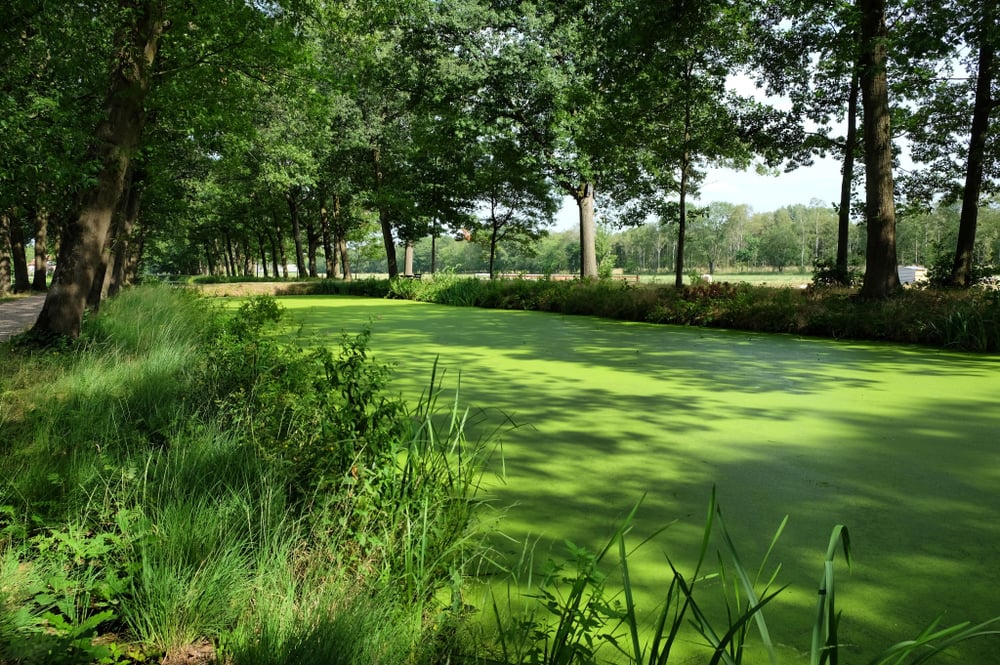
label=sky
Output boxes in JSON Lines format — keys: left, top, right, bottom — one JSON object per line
{"left": 552, "top": 72, "right": 851, "bottom": 231}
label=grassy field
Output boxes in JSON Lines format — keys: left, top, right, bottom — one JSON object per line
{"left": 280, "top": 295, "right": 1000, "bottom": 663}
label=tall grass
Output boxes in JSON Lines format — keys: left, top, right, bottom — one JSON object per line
{"left": 0, "top": 284, "right": 491, "bottom": 664}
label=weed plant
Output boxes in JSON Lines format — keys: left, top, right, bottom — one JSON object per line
{"left": 0, "top": 284, "right": 490, "bottom": 664}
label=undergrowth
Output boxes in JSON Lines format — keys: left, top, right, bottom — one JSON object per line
{"left": 0, "top": 284, "right": 490, "bottom": 664}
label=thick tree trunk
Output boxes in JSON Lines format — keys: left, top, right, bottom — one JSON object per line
{"left": 857, "top": 0, "right": 900, "bottom": 299}
{"left": 255, "top": 233, "right": 268, "bottom": 277}
{"left": 403, "top": 240, "right": 415, "bottom": 276}
{"left": 123, "top": 228, "right": 144, "bottom": 286}
{"left": 950, "top": 7, "right": 995, "bottom": 287}
{"left": 489, "top": 223, "right": 499, "bottom": 279}
{"left": 574, "top": 183, "right": 598, "bottom": 279}
{"left": 32, "top": 0, "right": 164, "bottom": 338}
{"left": 9, "top": 219, "right": 31, "bottom": 293}
{"left": 90, "top": 165, "right": 141, "bottom": 307}
{"left": 32, "top": 208, "right": 48, "bottom": 291}
{"left": 105, "top": 169, "right": 142, "bottom": 298}
{"left": 837, "top": 61, "right": 860, "bottom": 284}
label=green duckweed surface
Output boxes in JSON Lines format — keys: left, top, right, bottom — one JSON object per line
{"left": 281, "top": 296, "right": 1000, "bottom": 663}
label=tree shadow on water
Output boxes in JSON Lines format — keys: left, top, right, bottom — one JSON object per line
{"left": 286, "top": 297, "right": 1000, "bottom": 662}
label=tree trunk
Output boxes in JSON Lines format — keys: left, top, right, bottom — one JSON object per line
{"left": 106, "top": 168, "right": 143, "bottom": 298}
{"left": 574, "top": 183, "right": 598, "bottom": 278}
{"left": 674, "top": 162, "right": 689, "bottom": 288}
{"left": 256, "top": 233, "right": 268, "bottom": 277}
{"left": 403, "top": 239, "right": 415, "bottom": 276}
{"left": 123, "top": 227, "right": 145, "bottom": 286}
{"left": 372, "top": 147, "right": 399, "bottom": 279}
{"left": 269, "top": 228, "right": 280, "bottom": 278}
{"left": 489, "top": 221, "right": 499, "bottom": 279}
{"left": 950, "top": 4, "right": 995, "bottom": 287}
{"left": 0, "top": 213, "right": 10, "bottom": 297}
{"left": 338, "top": 237, "right": 351, "bottom": 281}
{"left": 90, "top": 164, "right": 141, "bottom": 307}
{"left": 837, "top": 60, "right": 861, "bottom": 284}
{"left": 431, "top": 223, "right": 438, "bottom": 274}
{"left": 9, "top": 218, "right": 31, "bottom": 293}
{"left": 857, "top": 0, "right": 900, "bottom": 299}
{"left": 321, "top": 199, "right": 336, "bottom": 278}
{"left": 32, "top": 208, "right": 49, "bottom": 291}
{"left": 306, "top": 219, "right": 319, "bottom": 278}
{"left": 285, "top": 189, "right": 308, "bottom": 278}
{"left": 32, "top": 0, "right": 164, "bottom": 338}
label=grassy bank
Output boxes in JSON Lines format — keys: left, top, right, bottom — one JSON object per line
{"left": 0, "top": 286, "right": 488, "bottom": 664}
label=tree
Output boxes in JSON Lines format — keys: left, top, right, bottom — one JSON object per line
{"left": 857, "top": 0, "right": 900, "bottom": 298}
{"left": 32, "top": 1, "right": 166, "bottom": 338}
{"left": 466, "top": 117, "right": 557, "bottom": 278}
{"left": 897, "top": 0, "right": 999, "bottom": 286}
{"left": 600, "top": 0, "right": 769, "bottom": 287}
{"left": 752, "top": 0, "right": 865, "bottom": 285}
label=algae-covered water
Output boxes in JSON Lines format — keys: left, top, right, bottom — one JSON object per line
{"left": 282, "top": 296, "right": 1000, "bottom": 663}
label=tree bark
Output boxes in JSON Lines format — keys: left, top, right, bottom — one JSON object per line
{"left": 105, "top": 168, "right": 143, "bottom": 298}
{"left": 338, "top": 237, "right": 351, "bottom": 281}
{"left": 32, "top": 0, "right": 164, "bottom": 338}
{"left": 837, "top": 61, "right": 860, "bottom": 284}
{"left": 9, "top": 218, "right": 31, "bottom": 293}
{"left": 574, "top": 183, "right": 598, "bottom": 279}
{"left": 0, "top": 214, "right": 10, "bottom": 297}
{"left": 857, "top": 0, "right": 900, "bottom": 299}
{"left": 257, "top": 233, "right": 269, "bottom": 277}
{"left": 950, "top": 3, "right": 996, "bottom": 288}
{"left": 31, "top": 208, "right": 48, "bottom": 291}
{"left": 403, "top": 239, "right": 415, "bottom": 276}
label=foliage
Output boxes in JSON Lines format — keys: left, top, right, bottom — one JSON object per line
{"left": 924, "top": 241, "right": 996, "bottom": 288}
{"left": 811, "top": 258, "right": 863, "bottom": 288}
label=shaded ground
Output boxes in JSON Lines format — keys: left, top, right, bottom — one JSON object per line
{"left": 0, "top": 294, "right": 45, "bottom": 343}
{"left": 282, "top": 296, "right": 1000, "bottom": 664}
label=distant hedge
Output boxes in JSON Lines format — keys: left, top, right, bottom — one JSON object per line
{"left": 288, "top": 276, "right": 1000, "bottom": 352}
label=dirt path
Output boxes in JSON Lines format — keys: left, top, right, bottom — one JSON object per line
{"left": 0, "top": 294, "right": 45, "bottom": 343}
